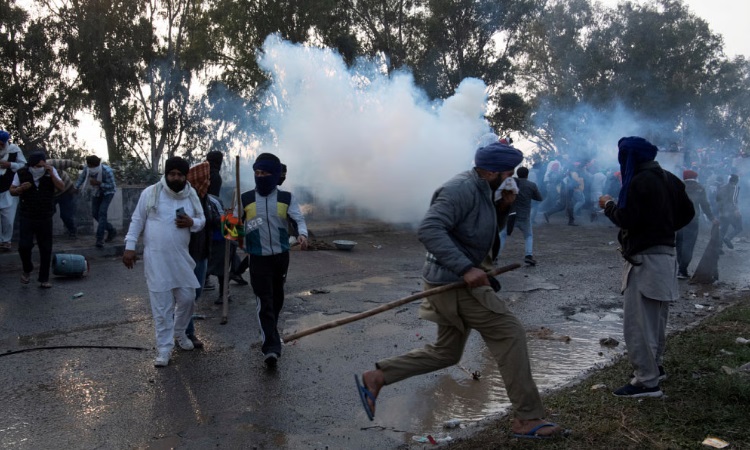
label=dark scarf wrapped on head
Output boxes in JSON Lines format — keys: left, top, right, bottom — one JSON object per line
{"left": 165, "top": 156, "right": 190, "bottom": 176}
{"left": 617, "top": 136, "right": 658, "bottom": 209}
{"left": 253, "top": 153, "right": 282, "bottom": 196}
{"left": 27, "top": 150, "right": 47, "bottom": 167}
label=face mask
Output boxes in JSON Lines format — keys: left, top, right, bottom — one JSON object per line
{"left": 30, "top": 166, "right": 46, "bottom": 178}
{"left": 167, "top": 179, "right": 186, "bottom": 192}
{"left": 255, "top": 175, "right": 278, "bottom": 196}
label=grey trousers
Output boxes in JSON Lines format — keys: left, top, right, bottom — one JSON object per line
{"left": 376, "top": 284, "right": 546, "bottom": 419}
{"left": 622, "top": 247, "right": 677, "bottom": 388}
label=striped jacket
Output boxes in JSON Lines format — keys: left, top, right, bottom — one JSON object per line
{"left": 240, "top": 188, "right": 307, "bottom": 256}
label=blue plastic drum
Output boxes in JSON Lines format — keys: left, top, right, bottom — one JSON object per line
{"left": 52, "top": 253, "right": 89, "bottom": 277}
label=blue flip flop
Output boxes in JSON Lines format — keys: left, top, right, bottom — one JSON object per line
{"left": 512, "top": 422, "right": 559, "bottom": 439}
{"left": 354, "top": 374, "right": 376, "bottom": 421}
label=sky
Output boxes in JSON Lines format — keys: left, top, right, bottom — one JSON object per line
{"left": 596, "top": 0, "right": 750, "bottom": 58}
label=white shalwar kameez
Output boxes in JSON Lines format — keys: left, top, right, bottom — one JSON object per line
{"left": 124, "top": 182, "right": 205, "bottom": 354}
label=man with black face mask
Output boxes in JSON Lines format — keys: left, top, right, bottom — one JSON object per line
{"left": 123, "top": 156, "right": 206, "bottom": 368}
{"left": 240, "top": 153, "right": 309, "bottom": 369}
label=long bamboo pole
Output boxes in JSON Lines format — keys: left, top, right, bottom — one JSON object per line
{"left": 281, "top": 263, "right": 521, "bottom": 342}
{"left": 220, "top": 155, "right": 241, "bottom": 324}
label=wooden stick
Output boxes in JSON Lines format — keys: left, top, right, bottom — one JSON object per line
{"left": 221, "top": 156, "right": 241, "bottom": 324}
{"left": 281, "top": 263, "right": 521, "bottom": 342}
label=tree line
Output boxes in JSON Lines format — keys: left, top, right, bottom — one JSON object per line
{"left": 1, "top": 0, "right": 748, "bottom": 175}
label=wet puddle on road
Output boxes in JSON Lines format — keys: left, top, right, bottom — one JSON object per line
{"left": 393, "top": 315, "right": 625, "bottom": 443}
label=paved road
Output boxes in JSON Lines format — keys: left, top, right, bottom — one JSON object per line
{"left": 1, "top": 218, "right": 748, "bottom": 449}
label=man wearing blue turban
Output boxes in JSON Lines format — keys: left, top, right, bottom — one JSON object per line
{"left": 599, "top": 137, "right": 695, "bottom": 398}
{"left": 356, "top": 141, "right": 568, "bottom": 439}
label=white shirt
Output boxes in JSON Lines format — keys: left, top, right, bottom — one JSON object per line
{"left": 125, "top": 184, "right": 206, "bottom": 292}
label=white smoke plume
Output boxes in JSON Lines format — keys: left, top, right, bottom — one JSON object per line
{"left": 249, "top": 34, "right": 493, "bottom": 224}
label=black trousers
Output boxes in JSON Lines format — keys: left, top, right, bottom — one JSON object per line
{"left": 18, "top": 216, "right": 53, "bottom": 282}
{"left": 249, "top": 252, "right": 290, "bottom": 356}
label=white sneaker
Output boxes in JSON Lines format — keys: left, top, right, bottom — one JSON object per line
{"left": 176, "top": 334, "right": 194, "bottom": 350}
{"left": 154, "top": 352, "right": 170, "bottom": 367}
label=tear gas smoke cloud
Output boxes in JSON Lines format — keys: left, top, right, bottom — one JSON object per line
{"left": 245, "top": 34, "right": 493, "bottom": 224}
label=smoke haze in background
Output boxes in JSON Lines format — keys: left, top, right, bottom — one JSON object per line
{"left": 248, "top": 34, "right": 493, "bottom": 224}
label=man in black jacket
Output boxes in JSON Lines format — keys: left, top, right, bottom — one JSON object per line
{"left": 9, "top": 150, "right": 65, "bottom": 287}
{"left": 600, "top": 137, "right": 694, "bottom": 398}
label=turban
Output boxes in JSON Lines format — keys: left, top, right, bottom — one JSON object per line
{"left": 165, "top": 156, "right": 189, "bottom": 176}
{"left": 187, "top": 162, "right": 210, "bottom": 198}
{"left": 253, "top": 153, "right": 282, "bottom": 196}
{"left": 0, "top": 130, "right": 9, "bottom": 144}
{"left": 27, "top": 150, "right": 47, "bottom": 167}
{"left": 206, "top": 151, "right": 223, "bottom": 167}
{"left": 474, "top": 142, "right": 523, "bottom": 173}
{"left": 683, "top": 170, "right": 698, "bottom": 180}
{"left": 617, "top": 137, "right": 658, "bottom": 208}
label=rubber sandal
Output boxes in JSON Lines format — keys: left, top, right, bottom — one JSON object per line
{"left": 20, "top": 273, "right": 30, "bottom": 284}
{"left": 39, "top": 282, "right": 52, "bottom": 289}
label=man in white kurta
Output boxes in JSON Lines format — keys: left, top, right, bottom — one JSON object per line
{"left": 123, "top": 157, "right": 205, "bottom": 367}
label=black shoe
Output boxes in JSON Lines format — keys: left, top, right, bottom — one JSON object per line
{"left": 188, "top": 335, "right": 204, "bottom": 349}
{"left": 613, "top": 383, "right": 663, "bottom": 398}
{"left": 230, "top": 273, "right": 248, "bottom": 285}
{"left": 677, "top": 272, "right": 689, "bottom": 280}
{"left": 264, "top": 352, "right": 279, "bottom": 368}
{"left": 723, "top": 238, "right": 734, "bottom": 249}
{"left": 105, "top": 228, "right": 117, "bottom": 243}
{"left": 95, "top": 240, "right": 104, "bottom": 248}
{"left": 524, "top": 255, "right": 537, "bottom": 266}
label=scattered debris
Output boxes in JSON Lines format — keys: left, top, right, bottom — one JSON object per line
{"left": 702, "top": 436, "right": 730, "bottom": 448}
{"left": 71, "top": 292, "right": 84, "bottom": 299}
{"left": 412, "top": 434, "right": 452, "bottom": 444}
{"left": 590, "top": 383, "right": 608, "bottom": 391}
{"left": 695, "top": 304, "right": 706, "bottom": 309}
{"left": 736, "top": 337, "right": 749, "bottom": 345}
{"left": 309, "top": 289, "right": 330, "bottom": 294}
{"left": 528, "top": 326, "right": 571, "bottom": 342}
{"left": 719, "top": 349, "right": 734, "bottom": 356}
{"left": 443, "top": 419, "right": 462, "bottom": 429}
{"left": 599, "top": 337, "right": 620, "bottom": 347}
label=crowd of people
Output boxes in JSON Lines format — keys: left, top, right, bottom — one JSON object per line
{"left": 4, "top": 124, "right": 747, "bottom": 439}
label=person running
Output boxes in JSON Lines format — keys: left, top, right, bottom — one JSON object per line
{"left": 240, "top": 153, "right": 309, "bottom": 368}
{"left": 355, "top": 142, "right": 567, "bottom": 439}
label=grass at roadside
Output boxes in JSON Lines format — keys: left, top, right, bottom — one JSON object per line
{"left": 448, "top": 301, "right": 750, "bottom": 449}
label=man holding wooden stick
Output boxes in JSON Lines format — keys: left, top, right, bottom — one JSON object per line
{"left": 355, "top": 141, "right": 567, "bottom": 439}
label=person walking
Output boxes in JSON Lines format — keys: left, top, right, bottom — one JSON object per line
{"left": 184, "top": 161, "right": 216, "bottom": 349}
{"left": 241, "top": 153, "right": 309, "bottom": 368}
{"left": 9, "top": 150, "right": 65, "bottom": 287}
{"left": 499, "top": 166, "right": 543, "bottom": 265}
{"left": 75, "top": 155, "right": 117, "bottom": 248}
{"left": 716, "top": 174, "right": 742, "bottom": 249}
{"left": 122, "top": 156, "right": 206, "bottom": 367}
{"left": 600, "top": 137, "right": 694, "bottom": 398}
{"left": 0, "top": 130, "right": 27, "bottom": 251}
{"left": 355, "top": 142, "right": 567, "bottom": 439}
{"left": 676, "top": 170, "right": 718, "bottom": 279}
{"left": 48, "top": 158, "right": 84, "bottom": 239}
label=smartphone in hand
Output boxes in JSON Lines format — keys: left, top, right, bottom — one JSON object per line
{"left": 176, "top": 207, "right": 187, "bottom": 218}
